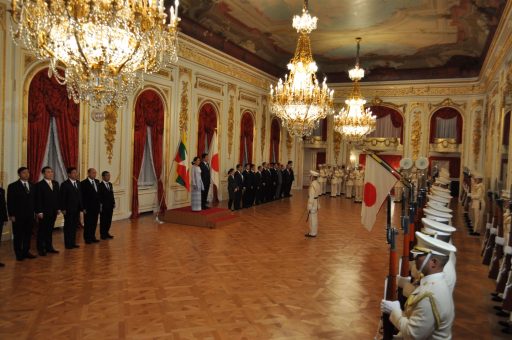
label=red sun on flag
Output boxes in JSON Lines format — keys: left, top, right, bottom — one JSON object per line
{"left": 211, "top": 153, "right": 219, "bottom": 172}
{"left": 363, "top": 182, "right": 377, "bottom": 207}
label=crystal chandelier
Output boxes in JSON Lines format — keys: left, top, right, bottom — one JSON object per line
{"left": 10, "top": 0, "right": 180, "bottom": 109}
{"left": 334, "top": 38, "right": 376, "bottom": 142}
{"left": 269, "top": 0, "right": 334, "bottom": 138}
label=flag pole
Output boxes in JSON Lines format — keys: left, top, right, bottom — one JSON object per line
{"left": 155, "top": 133, "right": 184, "bottom": 224}
{"left": 366, "top": 152, "right": 411, "bottom": 190}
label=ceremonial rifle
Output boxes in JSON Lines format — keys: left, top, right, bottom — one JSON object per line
{"left": 464, "top": 173, "right": 472, "bottom": 229}
{"left": 408, "top": 186, "right": 417, "bottom": 253}
{"left": 489, "top": 198, "right": 505, "bottom": 279}
{"left": 382, "top": 194, "right": 399, "bottom": 340}
{"left": 482, "top": 186, "right": 495, "bottom": 257}
{"left": 496, "top": 196, "right": 512, "bottom": 294}
{"left": 483, "top": 192, "right": 500, "bottom": 265}
{"left": 398, "top": 188, "right": 410, "bottom": 305}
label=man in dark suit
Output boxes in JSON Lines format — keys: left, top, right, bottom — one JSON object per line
{"left": 227, "top": 168, "right": 236, "bottom": 211}
{"left": 7, "top": 167, "right": 36, "bottom": 261}
{"left": 0, "top": 185, "right": 8, "bottom": 266}
{"left": 199, "top": 153, "right": 211, "bottom": 209}
{"left": 254, "top": 165, "right": 263, "bottom": 205}
{"left": 81, "top": 168, "right": 101, "bottom": 243}
{"left": 269, "top": 163, "right": 278, "bottom": 201}
{"left": 242, "top": 164, "right": 251, "bottom": 208}
{"left": 60, "top": 167, "right": 83, "bottom": 249}
{"left": 285, "top": 161, "right": 295, "bottom": 197}
{"left": 282, "top": 164, "right": 290, "bottom": 198}
{"left": 261, "top": 162, "right": 269, "bottom": 203}
{"left": 249, "top": 164, "right": 258, "bottom": 206}
{"left": 98, "top": 171, "right": 115, "bottom": 240}
{"left": 35, "top": 166, "right": 60, "bottom": 256}
{"left": 234, "top": 164, "right": 244, "bottom": 210}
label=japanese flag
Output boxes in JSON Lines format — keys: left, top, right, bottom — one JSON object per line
{"left": 361, "top": 155, "right": 398, "bottom": 231}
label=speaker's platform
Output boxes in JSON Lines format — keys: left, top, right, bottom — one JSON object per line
{"left": 161, "top": 206, "right": 238, "bottom": 228}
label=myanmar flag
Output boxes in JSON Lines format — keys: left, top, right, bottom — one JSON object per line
{"left": 175, "top": 134, "right": 190, "bottom": 191}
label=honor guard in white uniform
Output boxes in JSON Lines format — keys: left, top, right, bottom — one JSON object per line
{"left": 306, "top": 170, "right": 321, "bottom": 238}
{"left": 354, "top": 165, "right": 364, "bottom": 203}
{"left": 318, "top": 165, "right": 327, "bottom": 195}
{"left": 330, "top": 166, "right": 339, "bottom": 197}
{"left": 469, "top": 172, "right": 485, "bottom": 236}
{"left": 336, "top": 166, "right": 344, "bottom": 196}
{"left": 346, "top": 168, "right": 355, "bottom": 199}
{"left": 382, "top": 232, "right": 456, "bottom": 340}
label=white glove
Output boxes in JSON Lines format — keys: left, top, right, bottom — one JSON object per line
{"left": 397, "top": 276, "right": 412, "bottom": 289}
{"left": 491, "top": 228, "right": 497, "bottom": 235}
{"left": 496, "top": 236, "right": 505, "bottom": 246}
{"left": 505, "top": 246, "right": 512, "bottom": 255}
{"left": 381, "top": 300, "right": 401, "bottom": 314}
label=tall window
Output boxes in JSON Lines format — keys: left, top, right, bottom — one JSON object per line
{"left": 239, "top": 111, "right": 254, "bottom": 165}
{"left": 138, "top": 127, "right": 158, "bottom": 187}
{"left": 270, "top": 118, "right": 281, "bottom": 163}
{"left": 197, "top": 102, "right": 218, "bottom": 157}
{"left": 429, "top": 108, "right": 463, "bottom": 143}
{"left": 367, "top": 106, "right": 403, "bottom": 142}
{"left": 27, "top": 68, "right": 80, "bottom": 183}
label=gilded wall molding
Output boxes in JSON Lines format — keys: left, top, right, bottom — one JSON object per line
{"left": 239, "top": 89, "right": 259, "bottom": 106}
{"left": 370, "top": 97, "right": 407, "bottom": 114}
{"left": 227, "top": 95, "right": 235, "bottom": 157}
{"left": 179, "top": 81, "right": 189, "bottom": 133}
{"left": 473, "top": 111, "right": 482, "bottom": 169}
{"left": 428, "top": 98, "right": 466, "bottom": 112}
{"left": 261, "top": 105, "right": 267, "bottom": 157}
{"left": 0, "top": 3, "right": 6, "bottom": 30}
{"left": 195, "top": 74, "right": 224, "bottom": 95}
{"left": 411, "top": 110, "right": 422, "bottom": 160}
{"left": 333, "top": 132, "right": 342, "bottom": 163}
{"left": 178, "top": 37, "right": 270, "bottom": 90}
{"left": 286, "top": 131, "right": 293, "bottom": 159}
{"left": 103, "top": 104, "right": 117, "bottom": 163}
{"left": 179, "top": 66, "right": 192, "bottom": 80}
{"left": 334, "top": 84, "right": 485, "bottom": 99}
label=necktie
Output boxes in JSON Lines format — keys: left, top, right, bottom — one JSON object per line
{"left": 48, "top": 180, "right": 53, "bottom": 190}
{"left": 23, "top": 182, "right": 29, "bottom": 193}
{"left": 73, "top": 181, "right": 77, "bottom": 190}
{"left": 92, "top": 180, "right": 97, "bottom": 192}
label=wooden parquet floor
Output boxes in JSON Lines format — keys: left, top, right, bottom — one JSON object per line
{"left": 0, "top": 191, "right": 508, "bottom": 339}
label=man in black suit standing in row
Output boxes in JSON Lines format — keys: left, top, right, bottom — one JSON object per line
{"left": 81, "top": 168, "right": 101, "bottom": 243}
{"left": 35, "top": 166, "right": 60, "bottom": 256}
{"left": 98, "top": 171, "right": 115, "bottom": 240}
{"left": 199, "top": 153, "right": 211, "bottom": 209}
{"left": 234, "top": 164, "right": 244, "bottom": 210}
{"left": 0, "top": 184, "right": 8, "bottom": 266}
{"left": 60, "top": 167, "right": 82, "bottom": 249}
{"left": 7, "top": 167, "right": 36, "bottom": 261}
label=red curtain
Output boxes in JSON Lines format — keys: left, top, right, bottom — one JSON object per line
{"left": 503, "top": 112, "right": 510, "bottom": 146}
{"left": 359, "top": 154, "right": 402, "bottom": 170}
{"left": 428, "top": 156, "right": 461, "bottom": 177}
{"left": 270, "top": 118, "right": 281, "bottom": 162}
{"left": 239, "top": 111, "right": 254, "bottom": 164}
{"left": 27, "top": 69, "right": 79, "bottom": 183}
{"left": 429, "top": 108, "right": 463, "bottom": 143}
{"left": 131, "top": 89, "right": 166, "bottom": 218}
{"left": 370, "top": 106, "right": 404, "bottom": 143}
{"left": 197, "top": 103, "right": 218, "bottom": 157}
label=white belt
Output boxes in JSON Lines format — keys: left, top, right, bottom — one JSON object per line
{"left": 496, "top": 236, "right": 505, "bottom": 246}
{"left": 491, "top": 228, "right": 497, "bottom": 235}
{"left": 505, "top": 246, "right": 512, "bottom": 255}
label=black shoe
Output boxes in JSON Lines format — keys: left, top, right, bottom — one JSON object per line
{"left": 47, "top": 249, "right": 59, "bottom": 254}
{"left": 85, "top": 241, "right": 93, "bottom": 244}
{"left": 25, "top": 253, "right": 37, "bottom": 259}
{"left": 494, "top": 306, "right": 504, "bottom": 311}
{"left": 492, "top": 296, "right": 504, "bottom": 302}
{"left": 38, "top": 251, "right": 47, "bottom": 256}
{"left": 73, "top": 245, "right": 80, "bottom": 248}
{"left": 304, "top": 234, "right": 317, "bottom": 238}
{"left": 492, "top": 292, "right": 500, "bottom": 297}
{"left": 65, "top": 246, "right": 74, "bottom": 249}
{"left": 101, "top": 236, "right": 108, "bottom": 240}
{"left": 502, "top": 327, "right": 512, "bottom": 334}
{"left": 499, "top": 320, "right": 511, "bottom": 327}
{"left": 469, "top": 232, "right": 480, "bottom": 236}
{"left": 16, "top": 257, "right": 24, "bottom": 261}
{"left": 107, "top": 234, "right": 114, "bottom": 239}
{"left": 496, "top": 310, "right": 510, "bottom": 317}
{"left": 92, "top": 239, "right": 100, "bottom": 243}
{"left": 0, "top": 262, "right": 5, "bottom": 267}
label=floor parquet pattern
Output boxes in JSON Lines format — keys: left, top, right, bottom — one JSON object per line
{"left": 0, "top": 191, "right": 507, "bottom": 339}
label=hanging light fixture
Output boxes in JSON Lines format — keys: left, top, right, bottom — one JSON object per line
{"left": 334, "top": 37, "right": 376, "bottom": 141}
{"left": 10, "top": 0, "right": 180, "bottom": 109}
{"left": 270, "top": 0, "right": 334, "bottom": 138}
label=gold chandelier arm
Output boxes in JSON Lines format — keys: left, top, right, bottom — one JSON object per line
{"left": 303, "top": 0, "right": 309, "bottom": 11}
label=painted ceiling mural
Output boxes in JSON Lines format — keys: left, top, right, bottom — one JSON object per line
{"left": 174, "top": 0, "right": 506, "bottom": 81}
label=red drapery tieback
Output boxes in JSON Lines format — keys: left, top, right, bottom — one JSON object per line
{"left": 197, "top": 103, "right": 218, "bottom": 157}
{"left": 131, "top": 89, "right": 166, "bottom": 219}
{"left": 28, "top": 68, "right": 79, "bottom": 183}
{"left": 239, "top": 111, "right": 254, "bottom": 164}
{"left": 429, "top": 108, "right": 463, "bottom": 143}
{"left": 270, "top": 118, "right": 281, "bottom": 163}
{"left": 369, "top": 106, "right": 404, "bottom": 143}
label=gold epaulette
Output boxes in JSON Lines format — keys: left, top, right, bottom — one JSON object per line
{"left": 405, "top": 292, "right": 441, "bottom": 330}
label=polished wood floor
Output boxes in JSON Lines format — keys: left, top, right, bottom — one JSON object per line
{"left": 0, "top": 191, "right": 508, "bottom": 339}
